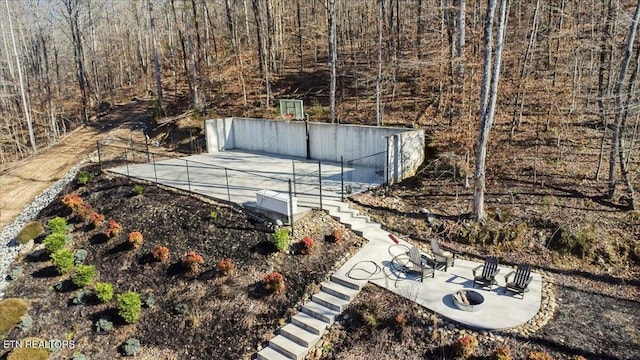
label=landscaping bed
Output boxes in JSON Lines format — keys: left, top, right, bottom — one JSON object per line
{"left": 1, "top": 166, "right": 363, "bottom": 359}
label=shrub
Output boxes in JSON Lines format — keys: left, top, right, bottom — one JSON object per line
{"left": 73, "top": 249, "right": 88, "bottom": 264}
{"left": 117, "top": 291, "right": 142, "bottom": 324}
{"left": 17, "top": 315, "right": 32, "bottom": 330}
{"left": 76, "top": 170, "right": 92, "bottom": 185}
{"left": 44, "top": 233, "right": 67, "bottom": 254}
{"left": 133, "top": 184, "right": 145, "bottom": 195}
{"left": 72, "top": 265, "right": 96, "bottom": 288}
{"left": 17, "top": 221, "right": 44, "bottom": 244}
{"left": 453, "top": 334, "right": 479, "bottom": 359}
{"left": 76, "top": 204, "right": 93, "bottom": 222}
{"left": 95, "top": 282, "right": 114, "bottom": 303}
{"left": 264, "top": 271, "right": 285, "bottom": 294}
{"left": 210, "top": 210, "right": 218, "bottom": 219}
{"left": 272, "top": 228, "right": 289, "bottom": 252}
{"left": 331, "top": 229, "right": 343, "bottom": 242}
{"left": 104, "top": 220, "right": 123, "bottom": 238}
{"left": 72, "top": 352, "right": 87, "bottom": 360}
{"left": 363, "top": 312, "right": 378, "bottom": 328}
{"left": 152, "top": 245, "right": 170, "bottom": 262}
{"left": 121, "top": 338, "right": 141, "bottom": 356}
{"left": 95, "top": 318, "right": 113, "bottom": 333}
{"left": 87, "top": 212, "right": 105, "bottom": 227}
{"left": 62, "top": 192, "right": 83, "bottom": 211}
{"left": 51, "top": 248, "right": 74, "bottom": 274}
{"left": 72, "top": 289, "right": 91, "bottom": 305}
{"left": 182, "top": 251, "right": 204, "bottom": 273}
{"left": 7, "top": 337, "right": 49, "bottom": 360}
{"left": 217, "top": 258, "right": 234, "bottom": 275}
{"left": 127, "top": 231, "right": 143, "bottom": 249}
{"left": 493, "top": 346, "right": 513, "bottom": 360}
{"left": 47, "top": 217, "right": 68, "bottom": 234}
{"left": 297, "top": 236, "right": 315, "bottom": 255}
{"left": 0, "top": 298, "right": 28, "bottom": 334}
{"left": 394, "top": 313, "right": 407, "bottom": 329}
{"left": 8, "top": 266, "right": 22, "bottom": 280}
{"left": 527, "top": 351, "right": 553, "bottom": 360}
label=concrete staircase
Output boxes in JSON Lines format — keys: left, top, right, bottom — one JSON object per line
{"left": 256, "top": 201, "right": 375, "bottom": 360}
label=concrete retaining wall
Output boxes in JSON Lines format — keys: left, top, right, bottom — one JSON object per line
{"left": 204, "top": 117, "right": 424, "bottom": 184}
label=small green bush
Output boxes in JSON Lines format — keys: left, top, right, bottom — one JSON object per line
{"left": 210, "top": 210, "right": 218, "bottom": 219}
{"left": 72, "top": 265, "right": 96, "bottom": 288}
{"left": 133, "top": 184, "right": 145, "bottom": 195}
{"left": 51, "top": 249, "right": 74, "bottom": 274}
{"left": 17, "top": 315, "right": 32, "bottom": 330}
{"left": 0, "top": 298, "right": 28, "bottom": 334}
{"left": 73, "top": 249, "right": 88, "bottom": 264}
{"left": 117, "top": 291, "right": 142, "bottom": 323}
{"left": 47, "top": 217, "right": 68, "bottom": 234}
{"left": 72, "top": 290, "right": 91, "bottom": 305}
{"left": 43, "top": 233, "right": 67, "bottom": 254}
{"left": 95, "top": 318, "right": 113, "bottom": 333}
{"left": 95, "top": 282, "right": 114, "bottom": 303}
{"left": 8, "top": 266, "right": 22, "bottom": 281}
{"left": 17, "top": 222, "right": 44, "bottom": 244}
{"left": 76, "top": 171, "right": 92, "bottom": 185}
{"left": 121, "top": 338, "right": 141, "bottom": 356}
{"left": 272, "top": 228, "right": 289, "bottom": 252}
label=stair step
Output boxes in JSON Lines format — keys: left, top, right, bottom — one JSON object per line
{"left": 291, "top": 312, "right": 328, "bottom": 335}
{"left": 257, "top": 346, "right": 292, "bottom": 360}
{"left": 312, "top": 291, "right": 351, "bottom": 312}
{"left": 269, "top": 335, "right": 308, "bottom": 360}
{"left": 280, "top": 324, "right": 321, "bottom": 347}
{"left": 330, "top": 273, "right": 366, "bottom": 291}
{"left": 322, "top": 281, "right": 360, "bottom": 301}
{"left": 301, "top": 301, "right": 340, "bottom": 324}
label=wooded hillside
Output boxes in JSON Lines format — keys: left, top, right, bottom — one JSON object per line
{"left": 1, "top": 0, "right": 638, "bottom": 209}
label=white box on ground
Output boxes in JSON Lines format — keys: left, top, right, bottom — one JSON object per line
{"left": 256, "top": 189, "right": 297, "bottom": 216}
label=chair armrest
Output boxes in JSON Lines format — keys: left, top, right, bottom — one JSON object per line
{"left": 524, "top": 277, "right": 533, "bottom": 286}
{"left": 504, "top": 271, "right": 515, "bottom": 284}
{"left": 440, "top": 246, "right": 458, "bottom": 258}
{"left": 472, "top": 264, "right": 482, "bottom": 276}
{"left": 489, "top": 267, "right": 500, "bottom": 278}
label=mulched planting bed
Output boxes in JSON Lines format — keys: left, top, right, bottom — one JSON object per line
{"left": 1, "top": 166, "right": 364, "bottom": 359}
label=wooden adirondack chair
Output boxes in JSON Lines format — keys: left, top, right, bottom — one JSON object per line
{"left": 472, "top": 257, "right": 500, "bottom": 290}
{"left": 504, "top": 264, "right": 533, "bottom": 299}
{"left": 430, "top": 238, "right": 456, "bottom": 271}
{"left": 407, "top": 247, "right": 435, "bottom": 282}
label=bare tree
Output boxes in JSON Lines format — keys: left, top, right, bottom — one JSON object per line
{"left": 5, "top": 0, "right": 35, "bottom": 152}
{"left": 608, "top": 0, "right": 640, "bottom": 209}
{"left": 148, "top": 0, "right": 163, "bottom": 115}
{"left": 327, "top": 0, "right": 337, "bottom": 123}
{"left": 473, "top": 0, "right": 507, "bottom": 222}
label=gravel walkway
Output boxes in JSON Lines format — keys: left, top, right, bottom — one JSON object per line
{"left": 0, "top": 162, "right": 83, "bottom": 299}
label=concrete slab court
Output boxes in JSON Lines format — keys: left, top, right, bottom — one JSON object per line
{"left": 108, "top": 150, "right": 383, "bottom": 213}
{"left": 204, "top": 117, "right": 425, "bottom": 186}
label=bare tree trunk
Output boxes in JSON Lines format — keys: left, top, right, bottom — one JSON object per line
{"left": 328, "top": 0, "right": 337, "bottom": 123}
{"left": 376, "top": 0, "right": 383, "bottom": 126}
{"left": 6, "top": 0, "right": 36, "bottom": 152}
{"left": 148, "top": 0, "right": 163, "bottom": 115}
{"left": 62, "top": 0, "right": 90, "bottom": 123}
{"left": 473, "top": 0, "right": 507, "bottom": 222}
{"left": 608, "top": 0, "right": 640, "bottom": 202}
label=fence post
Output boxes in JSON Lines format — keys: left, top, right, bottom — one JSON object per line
{"left": 225, "top": 168, "right": 231, "bottom": 201}
{"left": 145, "top": 137, "right": 150, "bottom": 162}
{"left": 385, "top": 136, "right": 390, "bottom": 188}
{"left": 125, "top": 151, "right": 130, "bottom": 177}
{"left": 288, "top": 179, "right": 294, "bottom": 235}
{"left": 318, "top": 160, "right": 323, "bottom": 210}
{"left": 96, "top": 141, "right": 102, "bottom": 169}
{"left": 152, "top": 153, "right": 158, "bottom": 183}
{"left": 341, "top": 156, "right": 345, "bottom": 201}
{"left": 185, "top": 160, "right": 191, "bottom": 192}
{"left": 292, "top": 160, "right": 297, "bottom": 196}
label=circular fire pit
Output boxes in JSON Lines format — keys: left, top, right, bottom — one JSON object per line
{"left": 453, "top": 290, "right": 485, "bottom": 312}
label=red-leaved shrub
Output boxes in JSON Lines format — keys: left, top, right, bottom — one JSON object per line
{"left": 182, "top": 251, "right": 204, "bottom": 273}
{"left": 264, "top": 271, "right": 285, "bottom": 294}
{"left": 152, "top": 245, "right": 170, "bottom": 262}
{"left": 104, "top": 220, "right": 123, "bottom": 238}
{"left": 127, "top": 231, "right": 143, "bottom": 249}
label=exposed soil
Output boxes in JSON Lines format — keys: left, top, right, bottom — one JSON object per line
{"left": 1, "top": 166, "right": 364, "bottom": 359}
{"left": 0, "top": 100, "right": 153, "bottom": 229}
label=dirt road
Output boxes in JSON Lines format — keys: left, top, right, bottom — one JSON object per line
{"left": 0, "top": 100, "right": 151, "bottom": 229}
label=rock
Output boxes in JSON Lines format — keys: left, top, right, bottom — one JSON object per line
{"left": 447, "top": 323, "right": 456, "bottom": 330}
{"left": 314, "top": 348, "right": 322, "bottom": 358}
